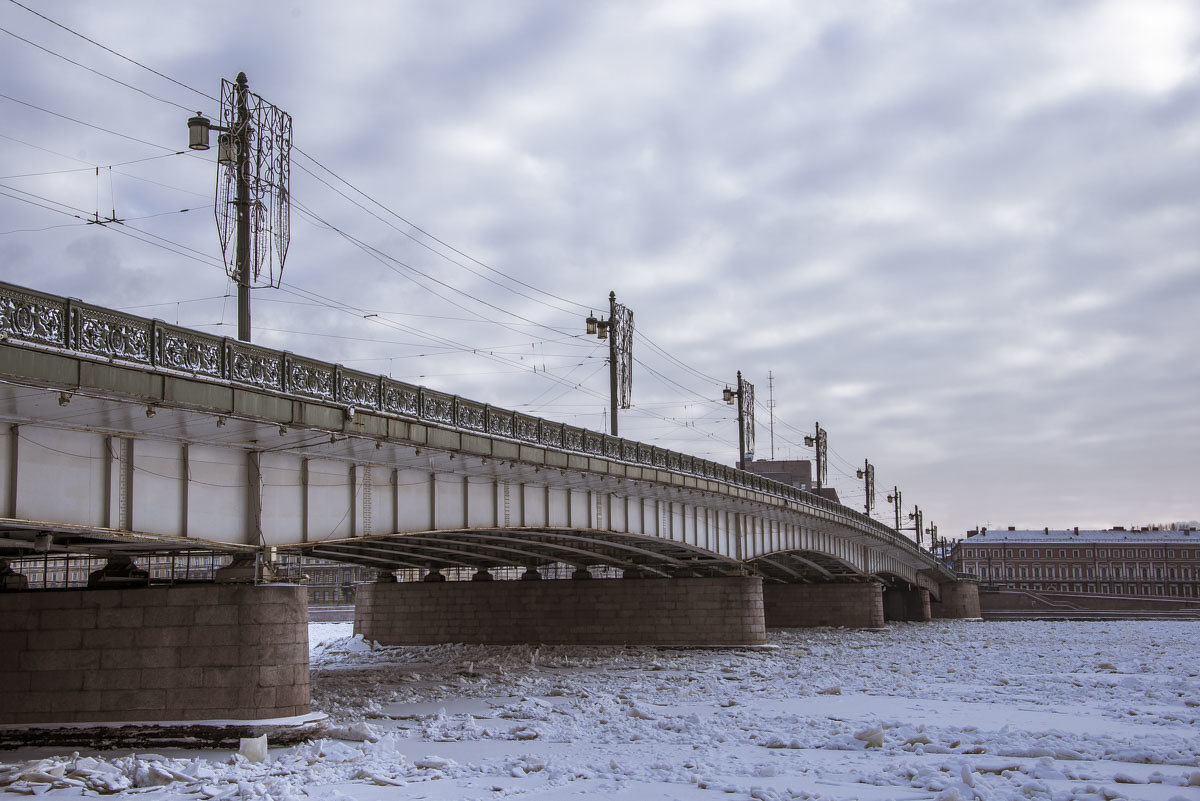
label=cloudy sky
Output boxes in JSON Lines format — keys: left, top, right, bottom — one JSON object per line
{"left": 1, "top": 0, "right": 1197, "bottom": 539}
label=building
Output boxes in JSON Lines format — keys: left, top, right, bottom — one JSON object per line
{"left": 951, "top": 528, "right": 1200, "bottom": 599}
{"left": 743, "top": 459, "right": 840, "bottom": 503}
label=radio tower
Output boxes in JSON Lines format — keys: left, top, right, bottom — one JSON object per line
{"left": 768, "top": 371, "right": 776, "bottom": 460}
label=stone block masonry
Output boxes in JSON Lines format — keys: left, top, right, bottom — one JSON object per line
{"left": 884, "top": 587, "right": 931, "bottom": 622}
{"left": 0, "top": 584, "right": 309, "bottom": 726}
{"left": 932, "top": 580, "right": 981, "bottom": 619}
{"left": 355, "top": 577, "right": 766, "bottom": 646}
{"left": 763, "top": 583, "right": 885, "bottom": 628}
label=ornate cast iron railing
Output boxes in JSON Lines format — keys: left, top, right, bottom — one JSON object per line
{"left": 0, "top": 281, "right": 933, "bottom": 563}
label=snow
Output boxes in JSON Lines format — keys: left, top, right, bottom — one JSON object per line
{"left": 3, "top": 620, "right": 1199, "bottom": 800}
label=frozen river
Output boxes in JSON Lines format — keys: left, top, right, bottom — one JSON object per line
{"left": 3, "top": 619, "right": 1198, "bottom": 800}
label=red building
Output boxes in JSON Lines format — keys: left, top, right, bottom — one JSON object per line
{"left": 951, "top": 527, "right": 1200, "bottom": 599}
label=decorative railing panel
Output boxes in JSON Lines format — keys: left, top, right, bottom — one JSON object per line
{"left": 382, "top": 379, "right": 420, "bottom": 418}
{"left": 284, "top": 355, "right": 335, "bottom": 402}
{"left": 456, "top": 399, "right": 486, "bottom": 432}
{"left": 421, "top": 388, "right": 455, "bottom": 425}
{"left": 583, "top": 432, "right": 603, "bottom": 456}
{"left": 338, "top": 368, "right": 380, "bottom": 409}
{"left": 155, "top": 324, "right": 223, "bottom": 378}
{"left": 71, "top": 304, "right": 152, "bottom": 364}
{"left": 229, "top": 342, "right": 284, "bottom": 392}
{"left": 539, "top": 421, "right": 563, "bottom": 448}
{"left": 637, "top": 444, "right": 652, "bottom": 465}
{"left": 622, "top": 441, "right": 637, "bottom": 462}
{"left": 604, "top": 436, "right": 621, "bottom": 459}
{"left": 563, "top": 425, "right": 584, "bottom": 452}
{"left": 487, "top": 407, "right": 514, "bottom": 438}
{"left": 514, "top": 414, "right": 539, "bottom": 443}
{"left": 0, "top": 285, "right": 67, "bottom": 348}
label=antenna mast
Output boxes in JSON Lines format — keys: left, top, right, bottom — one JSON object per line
{"left": 768, "top": 370, "right": 776, "bottom": 460}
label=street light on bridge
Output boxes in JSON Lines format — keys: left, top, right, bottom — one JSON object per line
{"left": 907, "top": 506, "right": 924, "bottom": 548}
{"left": 187, "top": 72, "right": 292, "bottom": 343}
{"left": 856, "top": 459, "right": 875, "bottom": 515}
{"left": 583, "top": 291, "right": 633, "bottom": 436}
{"left": 803, "top": 422, "right": 827, "bottom": 490}
{"left": 887, "top": 487, "right": 902, "bottom": 532}
{"left": 723, "top": 371, "right": 754, "bottom": 471}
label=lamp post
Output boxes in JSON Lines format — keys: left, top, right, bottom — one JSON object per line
{"left": 887, "top": 487, "right": 902, "bottom": 532}
{"left": 907, "top": 506, "right": 924, "bottom": 548}
{"left": 803, "top": 422, "right": 827, "bottom": 490}
{"left": 855, "top": 459, "right": 875, "bottom": 515}
{"left": 583, "top": 290, "right": 630, "bottom": 436}
{"left": 187, "top": 72, "right": 291, "bottom": 345}
{"left": 188, "top": 75, "right": 251, "bottom": 342}
{"left": 723, "top": 371, "right": 749, "bottom": 471}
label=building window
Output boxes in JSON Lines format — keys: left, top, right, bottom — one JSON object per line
{"left": 1168, "top": 550, "right": 1175, "bottom": 558}
{"left": 1073, "top": 549, "right": 1079, "bottom": 558}
{"left": 1019, "top": 549, "right": 1026, "bottom": 558}
{"left": 1101, "top": 584, "right": 1109, "bottom": 593}
{"left": 1032, "top": 549, "right": 1040, "bottom": 558}
{"left": 1059, "top": 549, "right": 1066, "bottom": 558}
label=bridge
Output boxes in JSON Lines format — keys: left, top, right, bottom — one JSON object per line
{"left": 0, "top": 280, "right": 978, "bottom": 739}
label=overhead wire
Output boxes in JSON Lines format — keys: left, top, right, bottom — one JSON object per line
{"left": 6, "top": 0, "right": 218, "bottom": 103}
{"left": 0, "top": 13, "right": 770, "bottom": 459}
{"left": 0, "top": 23, "right": 196, "bottom": 112}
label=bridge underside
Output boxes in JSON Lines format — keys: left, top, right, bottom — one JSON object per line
{"left": 291, "top": 528, "right": 744, "bottom": 578}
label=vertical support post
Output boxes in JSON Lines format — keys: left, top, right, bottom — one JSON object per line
{"left": 608, "top": 290, "right": 618, "bottom": 437}
{"left": 815, "top": 421, "right": 823, "bottom": 490}
{"left": 736, "top": 370, "right": 746, "bottom": 471}
{"left": 767, "top": 370, "right": 775, "bottom": 461}
{"left": 247, "top": 450, "right": 262, "bottom": 546}
{"left": 6, "top": 424, "right": 18, "bottom": 519}
{"left": 235, "top": 72, "right": 252, "bottom": 343}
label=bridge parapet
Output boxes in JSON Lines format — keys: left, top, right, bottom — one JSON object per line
{"left": 0, "top": 280, "right": 946, "bottom": 579}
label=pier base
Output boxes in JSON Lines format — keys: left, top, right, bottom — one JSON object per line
{"left": 0, "top": 583, "right": 314, "bottom": 743}
{"left": 355, "top": 577, "right": 766, "bottom": 646}
{"left": 763, "top": 582, "right": 885, "bottom": 628}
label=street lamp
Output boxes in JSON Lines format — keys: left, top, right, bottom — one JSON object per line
{"left": 185, "top": 72, "right": 292, "bottom": 344}
{"left": 803, "top": 422, "right": 827, "bottom": 489}
{"left": 723, "top": 371, "right": 754, "bottom": 471}
{"left": 886, "top": 487, "right": 902, "bottom": 532}
{"left": 907, "top": 506, "right": 924, "bottom": 547}
{"left": 582, "top": 291, "right": 631, "bottom": 436}
{"left": 855, "top": 459, "right": 875, "bottom": 515}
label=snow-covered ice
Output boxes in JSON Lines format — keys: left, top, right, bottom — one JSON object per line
{"left": 3, "top": 620, "right": 1198, "bottom": 800}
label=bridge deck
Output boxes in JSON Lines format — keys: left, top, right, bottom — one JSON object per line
{"left": 0, "top": 280, "right": 956, "bottom": 592}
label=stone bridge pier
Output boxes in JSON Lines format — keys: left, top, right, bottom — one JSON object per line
{"left": 883, "top": 587, "right": 931, "bottom": 622}
{"left": 355, "top": 574, "right": 767, "bottom": 646}
{"left": 0, "top": 581, "right": 322, "bottom": 745}
{"left": 762, "top": 582, "right": 886, "bottom": 628}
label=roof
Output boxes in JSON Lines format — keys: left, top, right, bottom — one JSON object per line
{"left": 957, "top": 529, "right": 1199, "bottom": 545}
